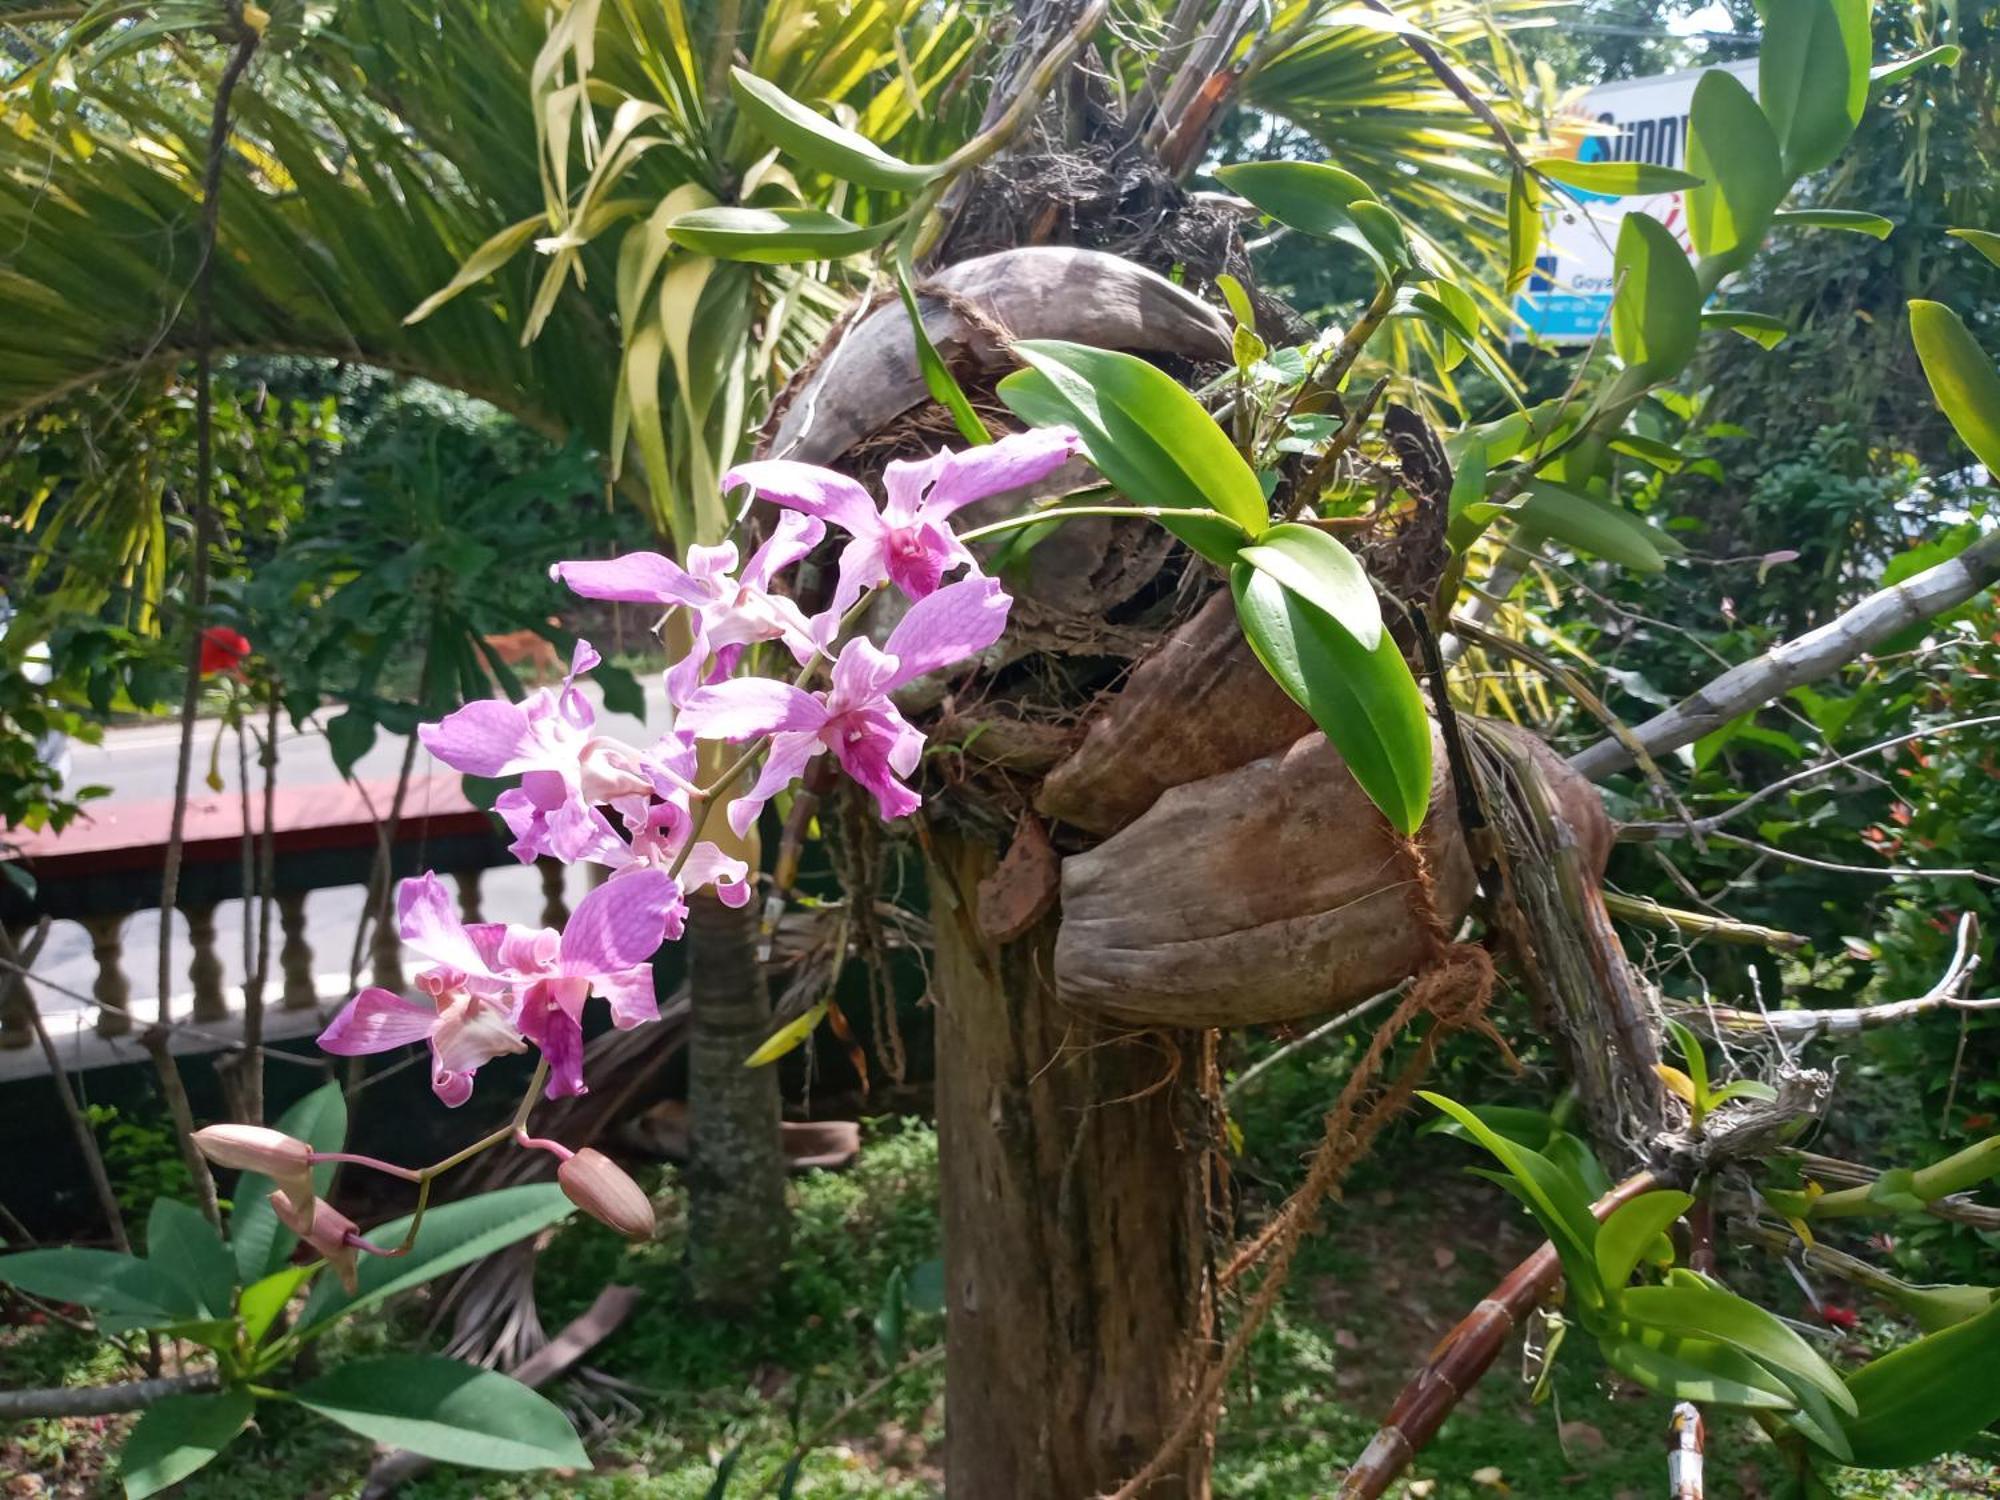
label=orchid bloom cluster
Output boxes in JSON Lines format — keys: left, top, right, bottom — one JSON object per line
{"left": 196, "top": 428, "right": 1079, "bottom": 1245}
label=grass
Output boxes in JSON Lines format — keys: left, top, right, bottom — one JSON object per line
{"left": 4, "top": 1047, "right": 1998, "bottom": 1497}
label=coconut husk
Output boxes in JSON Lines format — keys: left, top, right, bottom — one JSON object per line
{"left": 765, "top": 246, "right": 1230, "bottom": 466}
{"left": 1053, "top": 724, "right": 1479, "bottom": 1029}
{"left": 1035, "top": 589, "right": 1313, "bottom": 835}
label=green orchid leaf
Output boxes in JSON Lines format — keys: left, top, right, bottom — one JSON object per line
{"left": 296, "top": 1355, "right": 587, "bottom": 1471}
{"left": 1532, "top": 158, "right": 1701, "bottom": 196}
{"left": 120, "top": 1389, "right": 255, "bottom": 1499}
{"left": 729, "top": 69, "right": 940, "bottom": 192}
{"left": 664, "top": 206, "right": 894, "bottom": 264}
{"left": 1773, "top": 208, "right": 1894, "bottom": 238}
{"left": 1685, "top": 69, "right": 1785, "bottom": 280}
{"left": 1911, "top": 300, "right": 2000, "bottom": 474}
{"left": 1761, "top": 0, "right": 1870, "bottom": 176}
{"left": 1594, "top": 1190, "right": 1694, "bottom": 1291}
{"left": 1236, "top": 523, "right": 1383, "bottom": 651}
{"left": 1231, "top": 565, "right": 1433, "bottom": 835}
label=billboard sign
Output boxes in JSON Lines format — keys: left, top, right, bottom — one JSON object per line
{"left": 1514, "top": 58, "right": 1758, "bottom": 344}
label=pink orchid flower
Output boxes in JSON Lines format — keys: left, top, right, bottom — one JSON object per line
{"left": 318, "top": 868, "right": 682, "bottom": 1102}
{"left": 722, "top": 427, "right": 1079, "bottom": 631}
{"left": 677, "top": 574, "right": 1011, "bottom": 836}
{"left": 551, "top": 512, "right": 824, "bottom": 700}
{"left": 420, "top": 639, "right": 664, "bottom": 864}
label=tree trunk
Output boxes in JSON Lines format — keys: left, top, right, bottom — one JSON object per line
{"left": 929, "top": 830, "right": 1214, "bottom": 1499}
{"left": 684, "top": 890, "right": 790, "bottom": 1308}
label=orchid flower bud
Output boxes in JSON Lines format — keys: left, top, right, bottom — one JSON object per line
{"left": 193, "top": 1124, "right": 315, "bottom": 1212}
{"left": 270, "top": 1191, "right": 363, "bottom": 1294}
{"left": 558, "top": 1148, "right": 655, "bottom": 1240}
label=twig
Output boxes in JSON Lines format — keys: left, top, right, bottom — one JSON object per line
{"left": 0, "top": 923, "right": 128, "bottom": 1251}
{"left": 0, "top": 1370, "right": 218, "bottom": 1419}
{"left": 1602, "top": 892, "right": 1806, "bottom": 950}
{"left": 1339, "top": 1173, "right": 1660, "bottom": 1498}
{"left": 1224, "top": 984, "right": 1407, "bottom": 1100}
{"left": 1619, "top": 714, "right": 2000, "bottom": 844}
{"left": 150, "top": 10, "right": 258, "bottom": 1231}
{"left": 0, "top": 955, "right": 328, "bottom": 1065}
{"left": 1571, "top": 530, "right": 2000, "bottom": 780}
{"left": 1359, "top": 0, "right": 1532, "bottom": 172}
{"left": 751, "top": 1345, "right": 945, "bottom": 1497}
{"left": 1700, "top": 830, "right": 2000, "bottom": 888}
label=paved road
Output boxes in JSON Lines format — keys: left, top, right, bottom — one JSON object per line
{"left": 29, "top": 677, "right": 672, "bottom": 1020}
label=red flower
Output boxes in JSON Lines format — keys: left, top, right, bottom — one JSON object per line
{"left": 1818, "top": 1303, "right": 1860, "bottom": 1330}
{"left": 198, "top": 625, "right": 252, "bottom": 677}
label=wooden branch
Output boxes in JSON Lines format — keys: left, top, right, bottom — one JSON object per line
{"left": 0, "top": 1370, "right": 218, "bottom": 1419}
{"left": 1570, "top": 531, "right": 2000, "bottom": 780}
{"left": 1338, "top": 1173, "right": 1659, "bottom": 1499}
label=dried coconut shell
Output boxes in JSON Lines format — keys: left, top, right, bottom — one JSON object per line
{"left": 1035, "top": 591, "right": 1313, "bottom": 836}
{"left": 1052, "top": 724, "right": 1476, "bottom": 1029}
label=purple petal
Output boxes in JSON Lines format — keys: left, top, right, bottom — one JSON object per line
{"left": 829, "top": 637, "right": 903, "bottom": 710}
{"left": 724, "top": 460, "right": 882, "bottom": 537}
{"left": 882, "top": 574, "right": 1012, "bottom": 690}
{"left": 594, "top": 965, "right": 661, "bottom": 1029}
{"left": 822, "top": 534, "right": 891, "bottom": 630}
{"left": 419, "top": 700, "right": 539, "bottom": 778}
{"left": 559, "top": 866, "right": 680, "bottom": 973}
{"left": 552, "top": 551, "right": 710, "bottom": 607}
{"left": 567, "top": 639, "right": 602, "bottom": 680}
{"left": 924, "top": 427, "right": 1082, "bottom": 518}
{"left": 318, "top": 987, "right": 437, "bottom": 1056}
{"left": 428, "top": 995, "right": 525, "bottom": 1105}
{"left": 397, "top": 874, "right": 500, "bottom": 978}
{"left": 882, "top": 527, "right": 952, "bottom": 601}
{"left": 726, "top": 730, "right": 822, "bottom": 838}
{"left": 516, "top": 983, "right": 587, "bottom": 1098}
{"left": 677, "top": 678, "right": 828, "bottom": 742}
{"left": 679, "top": 842, "right": 751, "bottom": 905}
{"left": 830, "top": 708, "right": 924, "bottom": 822}
{"left": 741, "top": 511, "right": 827, "bottom": 592}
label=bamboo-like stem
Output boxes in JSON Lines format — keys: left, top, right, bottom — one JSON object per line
{"left": 1571, "top": 530, "right": 2000, "bottom": 780}
{"left": 2, "top": 923, "right": 129, "bottom": 1251}
{"left": 1602, "top": 892, "right": 1806, "bottom": 950}
{"left": 1338, "top": 1173, "right": 1659, "bottom": 1499}
{"left": 0, "top": 1370, "right": 219, "bottom": 1420}
{"left": 1806, "top": 1135, "right": 2000, "bottom": 1220}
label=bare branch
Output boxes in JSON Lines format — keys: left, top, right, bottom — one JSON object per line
{"left": 1675, "top": 914, "right": 1988, "bottom": 1042}
{"left": 1571, "top": 530, "right": 2000, "bottom": 781}
{"left": 1620, "top": 714, "right": 2000, "bottom": 844}
{"left": 1700, "top": 830, "right": 2000, "bottom": 888}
